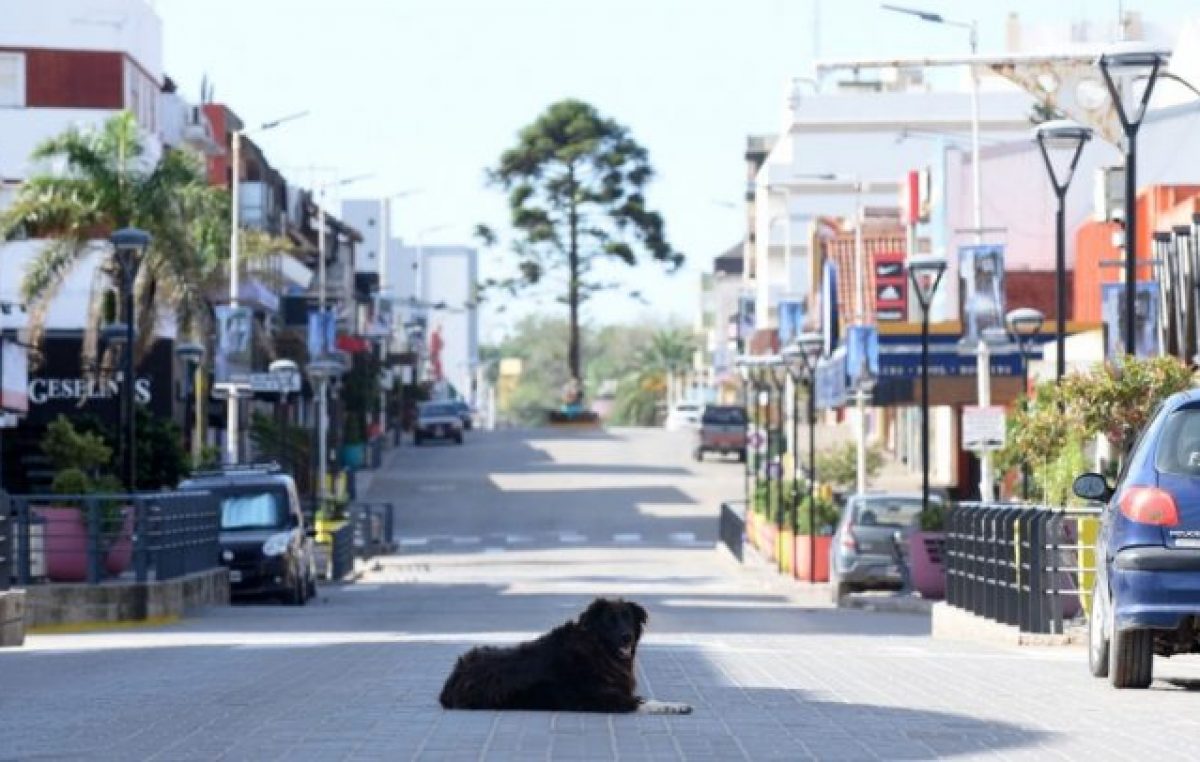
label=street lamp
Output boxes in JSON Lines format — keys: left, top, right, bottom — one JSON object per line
{"left": 783, "top": 331, "right": 824, "bottom": 583}
{"left": 735, "top": 359, "right": 752, "bottom": 511}
{"left": 1033, "top": 120, "right": 1092, "bottom": 380}
{"left": 175, "top": 341, "right": 205, "bottom": 464}
{"left": 1097, "top": 43, "right": 1170, "bottom": 357}
{"left": 762, "top": 358, "right": 789, "bottom": 573}
{"left": 907, "top": 253, "right": 948, "bottom": 514}
{"left": 1006, "top": 307, "right": 1045, "bottom": 500}
{"left": 109, "top": 227, "right": 150, "bottom": 491}
{"left": 227, "top": 110, "right": 309, "bottom": 465}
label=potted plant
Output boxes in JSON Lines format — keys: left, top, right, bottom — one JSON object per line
{"left": 908, "top": 499, "right": 948, "bottom": 599}
{"left": 340, "top": 414, "right": 367, "bottom": 470}
{"left": 794, "top": 491, "right": 839, "bottom": 583}
{"left": 37, "top": 417, "right": 129, "bottom": 581}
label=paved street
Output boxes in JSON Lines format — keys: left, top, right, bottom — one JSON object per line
{"left": 5, "top": 427, "right": 1200, "bottom": 761}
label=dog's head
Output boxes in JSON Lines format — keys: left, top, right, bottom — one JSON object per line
{"left": 579, "top": 598, "right": 648, "bottom": 662}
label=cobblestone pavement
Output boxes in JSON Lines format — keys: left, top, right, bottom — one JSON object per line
{"left": 4, "top": 428, "right": 1200, "bottom": 761}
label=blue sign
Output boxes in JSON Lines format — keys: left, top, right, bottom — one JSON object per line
{"left": 876, "top": 333, "right": 1026, "bottom": 379}
{"left": 815, "top": 348, "right": 848, "bottom": 409}
{"left": 1101, "top": 282, "right": 1160, "bottom": 360}
{"left": 847, "top": 326, "right": 880, "bottom": 386}
{"left": 307, "top": 309, "right": 336, "bottom": 359}
{"left": 822, "top": 259, "right": 840, "bottom": 356}
{"left": 778, "top": 300, "right": 804, "bottom": 346}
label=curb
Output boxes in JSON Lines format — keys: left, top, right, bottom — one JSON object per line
{"left": 930, "top": 601, "right": 1086, "bottom": 647}
{"left": 840, "top": 593, "right": 935, "bottom": 615}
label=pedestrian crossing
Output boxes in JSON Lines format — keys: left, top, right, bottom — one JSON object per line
{"left": 393, "top": 530, "right": 712, "bottom": 552}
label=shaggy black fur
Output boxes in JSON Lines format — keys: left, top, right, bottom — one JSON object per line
{"left": 439, "top": 598, "right": 650, "bottom": 712}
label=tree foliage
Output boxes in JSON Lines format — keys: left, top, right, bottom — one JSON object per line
{"left": 479, "top": 100, "right": 683, "bottom": 383}
{"left": 815, "top": 443, "right": 884, "bottom": 490}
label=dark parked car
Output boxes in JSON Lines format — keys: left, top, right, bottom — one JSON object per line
{"left": 829, "top": 492, "right": 936, "bottom": 602}
{"left": 415, "top": 401, "right": 464, "bottom": 445}
{"left": 1076, "top": 389, "right": 1200, "bottom": 688}
{"left": 694, "top": 405, "right": 747, "bottom": 461}
{"left": 449, "top": 400, "right": 474, "bottom": 430}
{"left": 179, "top": 464, "right": 316, "bottom": 605}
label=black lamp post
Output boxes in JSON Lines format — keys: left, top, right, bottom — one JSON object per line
{"left": 736, "top": 360, "right": 752, "bottom": 511}
{"left": 1097, "top": 43, "right": 1169, "bottom": 357}
{"left": 907, "top": 254, "right": 948, "bottom": 514}
{"left": 175, "top": 341, "right": 205, "bottom": 463}
{"left": 764, "top": 358, "right": 788, "bottom": 573}
{"left": 784, "top": 332, "right": 824, "bottom": 583}
{"left": 1033, "top": 119, "right": 1091, "bottom": 380}
{"left": 1005, "top": 307, "right": 1045, "bottom": 500}
{"left": 109, "top": 227, "right": 150, "bottom": 491}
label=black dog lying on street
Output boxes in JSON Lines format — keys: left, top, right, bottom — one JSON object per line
{"left": 439, "top": 597, "right": 692, "bottom": 714}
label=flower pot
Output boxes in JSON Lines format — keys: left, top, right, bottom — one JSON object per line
{"left": 795, "top": 535, "right": 831, "bottom": 582}
{"left": 908, "top": 531, "right": 946, "bottom": 599}
{"left": 33, "top": 507, "right": 88, "bottom": 583}
{"left": 779, "top": 529, "right": 795, "bottom": 575}
{"left": 104, "top": 507, "right": 135, "bottom": 577}
{"left": 341, "top": 443, "right": 366, "bottom": 469}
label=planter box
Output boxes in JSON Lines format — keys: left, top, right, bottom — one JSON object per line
{"left": 779, "top": 529, "right": 795, "bottom": 575}
{"left": 908, "top": 531, "right": 946, "bottom": 599}
{"left": 795, "top": 535, "right": 831, "bottom": 582}
{"left": 34, "top": 507, "right": 88, "bottom": 583}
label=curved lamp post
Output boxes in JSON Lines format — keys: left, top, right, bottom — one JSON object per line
{"left": 1006, "top": 307, "right": 1045, "bottom": 500}
{"left": 110, "top": 227, "right": 150, "bottom": 490}
{"left": 1032, "top": 120, "right": 1092, "bottom": 380}
{"left": 907, "top": 254, "right": 948, "bottom": 513}
{"left": 784, "top": 331, "right": 825, "bottom": 583}
{"left": 175, "top": 341, "right": 206, "bottom": 464}
{"left": 1097, "top": 43, "right": 1170, "bottom": 357}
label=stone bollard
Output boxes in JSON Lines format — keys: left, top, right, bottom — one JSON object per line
{"left": 0, "top": 590, "right": 27, "bottom": 647}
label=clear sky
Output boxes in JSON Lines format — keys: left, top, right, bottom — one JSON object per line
{"left": 150, "top": 0, "right": 1198, "bottom": 340}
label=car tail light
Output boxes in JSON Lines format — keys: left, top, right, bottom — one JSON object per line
{"left": 1119, "top": 487, "right": 1180, "bottom": 527}
{"left": 841, "top": 529, "right": 858, "bottom": 552}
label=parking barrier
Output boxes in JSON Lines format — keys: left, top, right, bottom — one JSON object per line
{"left": 945, "top": 502, "right": 1100, "bottom": 634}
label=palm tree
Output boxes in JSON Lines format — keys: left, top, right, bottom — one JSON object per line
{"left": 0, "top": 112, "right": 281, "bottom": 369}
{"left": 639, "top": 327, "right": 696, "bottom": 407}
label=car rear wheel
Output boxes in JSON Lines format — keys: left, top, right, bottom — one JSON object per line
{"left": 1088, "top": 580, "right": 1110, "bottom": 678}
{"left": 1109, "top": 625, "right": 1154, "bottom": 688}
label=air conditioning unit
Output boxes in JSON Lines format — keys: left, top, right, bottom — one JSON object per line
{"left": 1094, "top": 166, "right": 1126, "bottom": 223}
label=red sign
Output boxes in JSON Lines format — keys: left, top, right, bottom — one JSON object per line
{"left": 874, "top": 251, "right": 907, "bottom": 321}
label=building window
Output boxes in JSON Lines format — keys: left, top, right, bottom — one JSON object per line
{"left": 0, "top": 52, "right": 26, "bottom": 107}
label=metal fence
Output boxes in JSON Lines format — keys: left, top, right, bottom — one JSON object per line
{"left": 8, "top": 491, "right": 220, "bottom": 586}
{"left": 719, "top": 501, "right": 746, "bottom": 563}
{"left": 944, "top": 502, "right": 1101, "bottom": 634}
{"left": 0, "top": 493, "right": 10, "bottom": 591}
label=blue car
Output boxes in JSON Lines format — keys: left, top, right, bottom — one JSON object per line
{"left": 1075, "top": 389, "right": 1200, "bottom": 688}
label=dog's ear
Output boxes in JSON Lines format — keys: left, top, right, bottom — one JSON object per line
{"left": 629, "top": 601, "right": 648, "bottom": 628}
{"left": 579, "top": 598, "right": 609, "bottom": 630}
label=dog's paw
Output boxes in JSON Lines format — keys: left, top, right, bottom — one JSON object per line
{"left": 637, "top": 699, "right": 693, "bottom": 715}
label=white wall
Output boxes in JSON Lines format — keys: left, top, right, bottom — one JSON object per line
{"left": 341, "top": 199, "right": 381, "bottom": 275}
{"left": 0, "top": 109, "right": 162, "bottom": 183}
{"left": 0, "top": 0, "right": 162, "bottom": 79}
{"left": 404, "top": 245, "right": 479, "bottom": 404}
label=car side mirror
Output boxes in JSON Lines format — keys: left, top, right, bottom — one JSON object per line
{"left": 1072, "top": 472, "right": 1113, "bottom": 503}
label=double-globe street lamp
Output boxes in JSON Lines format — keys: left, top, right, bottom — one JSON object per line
{"left": 1097, "top": 44, "right": 1169, "bottom": 357}
{"left": 1032, "top": 120, "right": 1092, "bottom": 380}
{"left": 109, "top": 228, "right": 150, "bottom": 490}
{"left": 783, "top": 332, "right": 825, "bottom": 584}
{"left": 1006, "top": 307, "right": 1045, "bottom": 500}
{"left": 907, "top": 254, "right": 948, "bottom": 514}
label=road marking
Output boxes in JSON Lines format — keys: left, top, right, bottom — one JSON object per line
{"left": 451, "top": 536, "right": 481, "bottom": 545}
{"left": 669, "top": 532, "right": 696, "bottom": 543}
{"left": 418, "top": 484, "right": 456, "bottom": 493}
{"left": 399, "top": 538, "right": 429, "bottom": 547}
{"left": 559, "top": 532, "right": 587, "bottom": 543}
{"left": 505, "top": 534, "right": 533, "bottom": 544}
{"left": 614, "top": 533, "right": 642, "bottom": 543}
{"left": 340, "top": 585, "right": 381, "bottom": 593}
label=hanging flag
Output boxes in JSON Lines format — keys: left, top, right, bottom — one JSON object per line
{"left": 822, "top": 259, "right": 840, "bottom": 357}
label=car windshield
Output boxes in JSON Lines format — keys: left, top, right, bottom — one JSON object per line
{"left": 1154, "top": 407, "right": 1200, "bottom": 475}
{"left": 422, "top": 404, "right": 458, "bottom": 417}
{"left": 220, "top": 492, "right": 287, "bottom": 531}
{"left": 703, "top": 407, "right": 746, "bottom": 424}
{"left": 852, "top": 498, "right": 926, "bottom": 529}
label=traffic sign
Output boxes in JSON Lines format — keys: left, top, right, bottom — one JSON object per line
{"left": 963, "top": 405, "right": 1006, "bottom": 451}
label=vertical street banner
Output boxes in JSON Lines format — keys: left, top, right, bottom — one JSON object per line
{"left": 0, "top": 338, "right": 28, "bottom": 415}
{"left": 1102, "top": 282, "right": 1161, "bottom": 360}
{"left": 959, "top": 244, "right": 1006, "bottom": 341}
{"left": 814, "top": 347, "right": 848, "bottom": 410}
{"left": 737, "top": 294, "right": 755, "bottom": 346}
{"left": 215, "top": 305, "right": 253, "bottom": 386}
{"left": 846, "top": 325, "right": 879, "bottom": 388}
{"left": 873, "top": 251, "right": 908, "bottom": 322}
{"left": 821, "top": 259, "right": 840, "bottom": 357}
{"left": 306, "top": 308, "right": 336, "bottom": 360}
{"left": 778, "top": 300, "right": 804, "bottom": 346}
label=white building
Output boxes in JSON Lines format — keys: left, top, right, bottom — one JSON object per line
{"left": 412, "top": 245, "right": 479, "bottom": 405}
